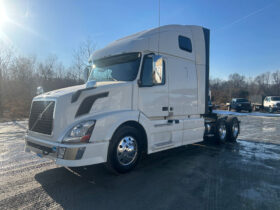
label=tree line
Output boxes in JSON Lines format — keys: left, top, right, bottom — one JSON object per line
{"left": 210, "top": 71, "right": 280, "bottom": 105}
{"left": 0, "top": 38, "right": 95, "bottom": 119}
{"left": 0, "top": 39, "right": 280, "bottom": 119}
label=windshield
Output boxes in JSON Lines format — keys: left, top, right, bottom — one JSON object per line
{"left": 88, "top": 52, "right": 141, "bottom": 82}
{"left": 271, "top": 96, "right": 280, "bottom": 101}
{"left": 236, "top": 98, "right": 248, "bottom": 102}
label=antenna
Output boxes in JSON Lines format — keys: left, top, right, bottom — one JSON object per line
{"left": 157, "top": 0, "right": 161, "bottom": 55}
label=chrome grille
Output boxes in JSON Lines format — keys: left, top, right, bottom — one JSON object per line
{"left": 29, "top": 101, "right": 55, "bottom": 135}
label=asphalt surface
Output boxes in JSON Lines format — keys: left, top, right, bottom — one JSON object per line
{"left": 0, "top": 114, "right": 280, "bottom": 210}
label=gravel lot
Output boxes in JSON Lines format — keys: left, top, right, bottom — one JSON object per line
{"left": 0, "top": 114, "right": 280, "bottom": 210}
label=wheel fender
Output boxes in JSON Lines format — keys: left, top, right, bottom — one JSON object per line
{"left": 90, "top": 110, "right": 141, "bottom": 143}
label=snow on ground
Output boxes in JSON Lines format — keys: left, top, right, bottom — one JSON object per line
{"left": 213, "top": 110, "right": 280, "bottom": 117}
{"left": 0, "top": 116, "right": 280, "bottom": 209}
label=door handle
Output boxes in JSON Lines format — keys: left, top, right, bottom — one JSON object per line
{"left": 162, "top": 107, "right": 168, "bottom": 111}
{"left": 162, "top": 107, "right": 173, "bottom": 111}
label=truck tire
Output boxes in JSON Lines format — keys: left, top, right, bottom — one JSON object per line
{"left": 226, "top": 117, "right": 239, "bottom": 142}
{"left": 107, "top": 126, "right": 142, "bottom": 173}
{"left": 214, "top": 119, "right": 227, "bottom": 143}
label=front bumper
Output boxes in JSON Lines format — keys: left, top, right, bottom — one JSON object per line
{"left": 25, "top": 135, "right": 109, "bottom": 167}
{"left": 237, "top": 105, "right": 251, "bottom": 110}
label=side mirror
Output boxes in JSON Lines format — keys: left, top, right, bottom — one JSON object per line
{"left": 83, "top": 66, "right": 91, "bottom": 82}
{"left": 153, "top": 55, "right": 164, "bottom": 84}
{"left": 36, "top": 86, "right": 44, "bottom": 95}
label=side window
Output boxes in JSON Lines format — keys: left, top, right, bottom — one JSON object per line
{"left": 178, "top": 35, "right": 192, "bottom": 52}
{"left": 141, "top": 56, "right": 153, "bottom": 86}
{"left": 140, "top": 55, "right": 165, "bottom": 86}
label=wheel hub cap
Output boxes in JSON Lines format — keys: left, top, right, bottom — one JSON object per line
{"left": 232, "top": 123, "right": 239, "bottom": 137}
{"left": 219, "top": 124, "right": 226, "bottom": 140}
{"left": 117, "top": 136, "right": 138, "bottom": 166}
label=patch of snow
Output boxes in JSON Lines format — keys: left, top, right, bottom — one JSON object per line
{"left": 213, "top": 110, "right": 280, "bottom": 117}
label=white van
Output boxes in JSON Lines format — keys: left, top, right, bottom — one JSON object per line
{"left": 25, "top": 25, "right": 240, "bottom": 173}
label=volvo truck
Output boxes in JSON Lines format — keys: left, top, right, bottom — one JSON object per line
{"left": 25, "top": 25, "right": 240, "bottom": 173}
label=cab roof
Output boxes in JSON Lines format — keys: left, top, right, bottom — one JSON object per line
{"left": 89, "top": 24, "right": 207, "bottom": 65}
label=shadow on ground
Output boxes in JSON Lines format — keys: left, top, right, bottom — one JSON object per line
{"left": 35, "top": 140, "right": 280, "bottom": 210}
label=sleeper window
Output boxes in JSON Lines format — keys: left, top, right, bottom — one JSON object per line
{"left": 178, "top": 35, "right": 192, "bottom": 52}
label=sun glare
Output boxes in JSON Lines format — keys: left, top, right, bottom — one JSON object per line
{"left": 0, "top": 1, "right": 9, "bottom": 31}
{"left": 0, "top": 2, "right": 9, "bottom": 30}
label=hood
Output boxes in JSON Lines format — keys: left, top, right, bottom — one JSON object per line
{"left": 30, "top": 81, "right": 133, "bottom": 142}
{"left": 35, "top": 81, "right": 126, "bottom": 99}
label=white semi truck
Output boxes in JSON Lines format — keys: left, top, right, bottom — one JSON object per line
{"left": 25, "top": 25, "right": 240, "bottom": 173}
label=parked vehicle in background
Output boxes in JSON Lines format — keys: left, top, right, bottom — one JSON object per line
{"left": 250, "top": 95, "right": 264, "bottom": 111}
{"left": 228, "top": 98, "right": 252, "bottom": 112}
{"left": 263, "top": 96, "right": 280, "bottom": 113}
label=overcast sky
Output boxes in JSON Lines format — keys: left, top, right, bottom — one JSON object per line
{"left": 0, "top": 0, "right": 279, "bottom": 79}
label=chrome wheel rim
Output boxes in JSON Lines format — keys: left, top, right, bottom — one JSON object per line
{"left": 219, "top": 123, "right": 227, "bottom": 140}
{"left": 117, "top": 136, "right": 138, "bottom": 166}
{"left": 232, "top": 122, "right": 239, "bottom": 138}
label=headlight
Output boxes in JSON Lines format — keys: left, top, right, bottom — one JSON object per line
{"left": 238, "top": 104, "right": 242, "bottom": 106}
{"left": 63, "top": 120, "right": 96, "bottom": 144}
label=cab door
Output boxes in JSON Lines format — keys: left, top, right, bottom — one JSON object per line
{"left": 138, "top": 54, "right": 169, "bottom": 118}
{"left": 138, "top": 54, "right": 172, "bottom": 150}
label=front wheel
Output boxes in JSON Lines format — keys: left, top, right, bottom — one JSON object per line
{"left": 107, "top": 126, "right": 142, "bottom": 173}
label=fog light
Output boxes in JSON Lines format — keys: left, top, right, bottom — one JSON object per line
{"left": 75, "top": 147, "right": 86, "bottom": 160}
{"left": 57, "top": 147, "right": 66, "bottom": 159}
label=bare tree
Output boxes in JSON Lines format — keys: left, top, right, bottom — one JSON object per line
{"left": 37, "top": 55, "right": 58, "bottom": 80}
{"left": 0, "top": 42, "right": 13, "bottom": 117}
{"left": 72, "top": 37, "right": 96, "bottom": 80}
{"left": 272, "top": 70, "right": 280, "bottom": 95}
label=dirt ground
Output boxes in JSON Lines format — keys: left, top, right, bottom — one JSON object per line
{"left": 0, "top": 115, "right": 280, "bottom": 210}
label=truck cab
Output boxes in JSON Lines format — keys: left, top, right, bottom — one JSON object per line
{"left": 25, "top": 25, "right": 239, "bottom": 173}
{"left": 263, "top": 96, "right": 280, "bottom": 113}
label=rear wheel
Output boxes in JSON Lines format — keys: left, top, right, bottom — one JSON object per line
{"left": 215, "top": 119, "right": 227, "bottom": 143}
{"left": 107, "top": 126, "right": 142, "bottom": 173}
{"left": 226, "top": 117, "right": 239, "bottom": 142}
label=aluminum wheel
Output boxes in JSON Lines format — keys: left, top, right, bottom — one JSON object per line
{"left": 218, "top": 122, "right": 227, "bottom": 140}
{"left": 117, "top": 136, "right": 138, "bottom": 166}
{"left": 232, "top": 122, "right": 239, "bottom": 138}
